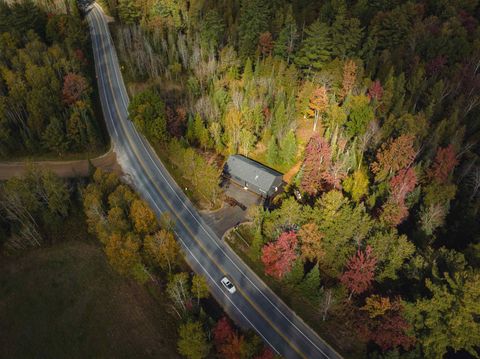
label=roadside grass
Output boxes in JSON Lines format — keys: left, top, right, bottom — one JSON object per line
{"left": 0, "top": 220, "right": 179, "bottom": 359}
{"left": 225, "top": 224, "right": 365, "bottom": 359}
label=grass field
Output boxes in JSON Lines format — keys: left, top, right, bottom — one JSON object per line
{"left": 0, "top": 239, "right": 180, "bottom": 359}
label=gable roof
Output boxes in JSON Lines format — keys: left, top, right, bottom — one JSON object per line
{"left": 224, "top": 155, "right": 283, "bottom": 194}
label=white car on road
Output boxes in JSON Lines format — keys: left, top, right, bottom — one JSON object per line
{"left": 221, "top": 276, "right": 236, "bottom": 294}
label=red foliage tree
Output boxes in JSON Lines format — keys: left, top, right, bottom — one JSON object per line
{"left": 355, "top": 298, "right": 415, "bottom": 351}
{"left": 213, "top": 316, "right": 245, "bottom": 359}
{"left": 261, "top": 231, "right": 298, "bottom": 279}
{"left": 300, "top": 133, "right": 335, "bottom": 195}
{"left": 62, "top": 73, "right": 89, "bottom": 105}
{"left": 166, "top": 106, "right": 187, "bottom": 137}
{"left": 371, "top": 135, "right": 416, "bottom": 182}
{"left": 254, "top": 347, "right": 275, "bottom": 359}
{"left": 428, "top": 145, "right": 458, "bottom": 184}
{"left": 389, "top": 167, "right": 417, "bottom": 203}
{"left": 367, "top": 80, "right": 383, "bottom": 102}
{"left": 341, "top": 246, "right": 377, "bottom": 297}
{"left": 258, "top": 32, "right": 274, "bottom": 57}
{"left": 214, "top": 316, "right": 235, "bottom": 344}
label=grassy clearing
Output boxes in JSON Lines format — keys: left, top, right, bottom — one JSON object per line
{"left": 0, "top": 238, "right": 179, "bottom": 359}
{"left": 225, "top": 224, "right": 364, "bottom": 358}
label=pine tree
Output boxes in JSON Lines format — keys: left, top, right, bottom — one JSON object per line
{"left": 273, "top": 6, "right": 298, "bottom": 62}
{"left": 297, "top": 266, "right": 321, "bottom": 303}
{"left": 295, "top": 20, "right": 331, "bottom": 73}
{"left": 238, "top": 0, "right": 271, "bottom": 59}
{"left": 331, "top": 13, "right": 363, "bottom": 59}
{"left": 42, "top": 116, "right": 68, "bottom": 155}
{"left": 266, "top": 137, "right": 279, "bottom": 166}
{"left": 279, "top": 131, "right": 297, "bottom": 166}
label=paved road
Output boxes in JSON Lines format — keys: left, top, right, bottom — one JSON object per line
{"left": 87, "top": 4, "right": 342, "bottom": 358}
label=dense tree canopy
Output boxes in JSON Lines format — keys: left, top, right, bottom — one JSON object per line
{"left": 0, "top": 2, "right": 102, "bottom": 158}
{"left": 82, "top": 0, "right": 480, "bottom": 356}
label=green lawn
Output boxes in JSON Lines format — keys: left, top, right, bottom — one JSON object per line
{"left": 0, "top": 239, "right": 179, "bottom": 359}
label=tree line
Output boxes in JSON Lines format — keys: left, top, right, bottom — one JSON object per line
{"left": 0, "top": 0, "right": 104, "bottom": 158}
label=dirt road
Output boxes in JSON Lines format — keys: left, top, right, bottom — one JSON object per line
{"left": 0, "top": 147, "right": 121, "bottom": 180}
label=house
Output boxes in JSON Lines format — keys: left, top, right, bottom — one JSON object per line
{"left": 223, "top": 155, "right": 284, "bottom": 199}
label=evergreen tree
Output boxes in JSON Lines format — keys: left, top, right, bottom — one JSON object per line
{"left": 238, "top": 0, "right": 271, "bottom": 59}
{"left": 199, "top": 10, "right": 225, "bottom": 51}
{"left": 279, "top": 131, "right": 297, "bottom": 166}
{"left": 331, "top": 13, "right": 363, "bottom": 59}
{"left": 266, "top": 137, "right": 279, "bottom": 166}
{"left": 297, "top": 266, "right": 321, "bottom": 302}
{"left": 42, "top": 117, "right": 68, "bottom": 155}
{"left": 273, "top": 6, "right": 298, "bottom": 62}
{"left": 295, "top": 20, "right": 331, "bottom": 73}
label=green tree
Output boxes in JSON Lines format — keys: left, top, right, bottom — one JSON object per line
{"left": 368, "top": 228, "right": 415, "bottom": 281}
{"left": 193, "top": 114, "right": 210, "bottom": 150}
{"left": 343, "top": 168, "right": 369, "bottom": 203}
{"left": 177, "top": 321, "right": 211, "bottom": 359}
{"left": 406, "top": 271, "right": 480, "bottom": 358}
{"left": 345, "top": 95, "right": 374, "bottom": 137}
{"left": 279, "top": 131, "right": 297, "bottom": 166}
{"left": 118, "top": 0, "right": 141, "bottom": 24}
{"left": 238, "top": 0, "right": 271, "bottom": 59}
{"left": 266, "top": 137, "right": 279, "bottom": 166}
{"left": 42, "top": 116, "right": 68, "bottom": 155}
{"left": 295, "top": 20, "right": 331, "bottom": 73}
{"left": 192, "top": 274, "right": 209, "bottom": 304}
{"left": 313, "top": 190, "right": 373, "bottom": 277}
{"left": 128, "top": 89, "right": 167, "bottom": 142}
{"left": 297, "top": 266, "right": 321, "bottom": 303}
{"left": 273, "top": 5, "right": 298, "bottom": 62}
{"left": 330, "top": 13, "right": 363, "bottom": 59}
{"left": 199, "top": 10, "right": 225, "bottom": 51}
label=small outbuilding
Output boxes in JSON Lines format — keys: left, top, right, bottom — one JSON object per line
{"left": 223, "top": 155, "right": 283, "bottom": 199}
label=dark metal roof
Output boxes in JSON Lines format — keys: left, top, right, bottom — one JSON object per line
{"left": 224, "top": 155, "right": 283, "bottom": 194}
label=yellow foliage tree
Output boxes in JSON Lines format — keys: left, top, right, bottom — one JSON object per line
{"left": 130, "top": 199, "right": 158, "bottom": 234}
{"left": 298, "top": 222, "right": 324, "bottom": 261}
{"left": 105, "top": 232, "right": 142, "bottom": 276}
{"left": 307, "top": 86, "right": 328, "bottom": 132}
{"left": 144, "top": 229, "right": 180, "bottom": 272}
{"left": 361, "top": 295, "right": 392, "bottom": 318}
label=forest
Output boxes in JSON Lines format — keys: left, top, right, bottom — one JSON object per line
{"left": 100, "top": 0, "right": 480, "bottom": 357}
{"left": 0, "top": 0, "right": 105, "bottom": 158}
{"left": 0, "top": 0, "right": 479, "bottom": 358}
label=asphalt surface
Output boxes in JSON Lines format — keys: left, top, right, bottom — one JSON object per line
{"left": 87, "top": 4, "right": 343, "bottom": 358}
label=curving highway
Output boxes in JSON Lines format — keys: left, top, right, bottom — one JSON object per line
{"left": 86, "top": 4, "right": 342, "bottom": 358}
